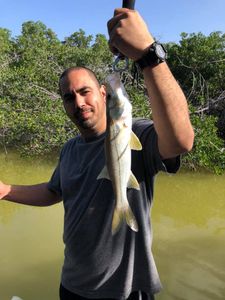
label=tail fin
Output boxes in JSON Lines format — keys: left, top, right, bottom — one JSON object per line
{"left": 112, "top": 205, "right": 138, "bottom": 234}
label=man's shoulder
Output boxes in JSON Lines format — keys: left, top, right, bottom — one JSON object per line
{"left": 132, "top": 117, "right": 153, "bottom": 126}
{"left": 132, "top": 118, "right": 154, "bottom": 135}
{"left": 60, "top": 135, "right": 80, "bottom": 157}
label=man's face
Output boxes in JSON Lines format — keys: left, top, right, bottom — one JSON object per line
{"left": 60, "top": 69, "right": 107, "bottom": 137}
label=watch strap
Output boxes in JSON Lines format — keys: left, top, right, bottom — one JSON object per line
{"left": 135, "top": 42, "right": 167, "bottom": 70}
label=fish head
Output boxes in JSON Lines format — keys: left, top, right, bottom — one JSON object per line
{"left": 105, "top": 73, "right": 132, "bottom": 121}
{"left": 106, "top": 87, "right": 125, "bottom": 120}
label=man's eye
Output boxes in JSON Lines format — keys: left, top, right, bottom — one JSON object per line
{"left": 81, "top": 90, "right": 90, "bottom": 95}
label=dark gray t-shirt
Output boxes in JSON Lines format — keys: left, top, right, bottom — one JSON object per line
{"left": 47, "top": 118, "right": 180, "bottom": 299}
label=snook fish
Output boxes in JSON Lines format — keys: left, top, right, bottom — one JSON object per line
{"left": 97, "top": 73, "right": 142, "bottom": 233}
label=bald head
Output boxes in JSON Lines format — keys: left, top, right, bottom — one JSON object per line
{"left": 59, "top": 66, "right": 100, "bottom": 96}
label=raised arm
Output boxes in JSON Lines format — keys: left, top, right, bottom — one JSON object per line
{"left": 0, "top": 181, "right": 61, "bottom": 206}
{"left": 107, "top": 8, "right": 194, "bottom": 159}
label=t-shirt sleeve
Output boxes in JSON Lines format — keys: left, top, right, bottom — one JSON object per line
{"left": 47, "top": 163, "right": 62, "bottom": 197}
{"left": 132, "top": 118, "right": 180, "bottom": 176}
{"left": 47, "top": 147, "right": 65, "bottom": 197}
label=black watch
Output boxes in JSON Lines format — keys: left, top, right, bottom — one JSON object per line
{"left": 135, "top": 42, "right": 167, "bottom": 70}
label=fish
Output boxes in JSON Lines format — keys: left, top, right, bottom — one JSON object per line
{"left": 97, "top": 72, "right": 142, "bottom": 233}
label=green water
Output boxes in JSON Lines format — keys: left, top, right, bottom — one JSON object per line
{"left": 0, "top": 152, "right": 225, "bottom": 300}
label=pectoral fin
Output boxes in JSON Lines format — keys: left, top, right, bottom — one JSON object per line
{"left": 127, "top": 171, "right": 140, "bottom": 190}
{"left": 97, "top": 166, "right": 110, "bottom": 180}
{"left": 130, "top": 131, "right": 142, "bottom": 151}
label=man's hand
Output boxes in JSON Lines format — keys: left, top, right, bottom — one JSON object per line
{"left": 0, "top": 180, "right": 10, "bottom": 200}
{"left": 107, "top": 8, "right": 154, "bottom": 61}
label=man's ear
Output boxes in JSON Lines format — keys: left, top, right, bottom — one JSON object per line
{"left": 100, "top": 84, "right": 107, "bottom": 103}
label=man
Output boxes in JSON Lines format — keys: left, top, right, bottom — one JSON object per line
{"left": 0, "top": 8, "right": 194, "bottom": 300}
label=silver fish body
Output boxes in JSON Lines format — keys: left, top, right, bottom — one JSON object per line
{"left": 97, "top": 73, "right": 142, "bottom": 233}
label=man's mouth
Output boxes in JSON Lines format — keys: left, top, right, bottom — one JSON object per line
{"left": 75, "top": 108, "right": 92, "bottom": 120}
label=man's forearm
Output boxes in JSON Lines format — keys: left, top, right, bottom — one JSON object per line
{"left": 143, "top": 62, "right": 194, "bottom": 159}
{"left": 1, "top": 182, "right": 61, "bottom": 206}
{"left": 107, "top": 8, "right": 194, "bottom": 158}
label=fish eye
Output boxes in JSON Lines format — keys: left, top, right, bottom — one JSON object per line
{"left": 107, "top": 93, "right": 113, "bottom": 102}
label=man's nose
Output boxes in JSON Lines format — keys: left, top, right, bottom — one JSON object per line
{"left": 74, "top": 94, "right": 85, "bottom": 109}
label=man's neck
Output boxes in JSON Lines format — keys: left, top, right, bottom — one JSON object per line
{"left": 79, "top": 127, "right": 106, "bottom": 142}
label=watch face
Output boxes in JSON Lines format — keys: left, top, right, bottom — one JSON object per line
{"left": 155, "top": 44, "right": 166, "bottom": 59}
{"left": 136, "top": 42, "right": 167, "bottom": 70}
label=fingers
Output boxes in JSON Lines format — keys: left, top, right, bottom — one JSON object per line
{"left": 107, "top": 9, "right": 133, "bottom": 57}
{"left": 107, "top": 8, "right": 130, "bottom": 34}
{"left": 107, "top": 8, "right": 154, "bottom": 60}
{"left": 108, "top": 42, "right": 119, "bottom": 56}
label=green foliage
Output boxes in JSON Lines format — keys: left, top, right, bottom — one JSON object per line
{"left": 0, "top": 96, "right": 76, "bottom": 156}
{"left": 0, "top": 20, "right": 114, "bottom": 157}
{"left": 166, "top": 31, "right": 225, "bottom": 173}
{"left": 182, "top": 113, "right": 225, "bottom": 174}
{"left": 0, "top": 21, "right": 224, "bottom": 174}
{"left": 64, "top": 29, "right": 93, "bottom": 48}
{"left": 167, "top": 31, "right": 225, "bottom": 105}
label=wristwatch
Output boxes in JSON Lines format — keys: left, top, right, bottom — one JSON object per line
{"left": 135, "top": 42, "right": 167, "bottom": 70}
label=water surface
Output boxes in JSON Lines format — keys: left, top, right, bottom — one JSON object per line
{"left": 0, "top": 152, "right": 225, "bottom": 300}
{"left": 153, "top": 172, "right": 225, "bottom": 300}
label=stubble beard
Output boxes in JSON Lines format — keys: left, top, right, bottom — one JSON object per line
{"left": 74, "top": 110, "right": 95, "bottom": 130}
{"left": 77, "top": 118, "right": 93, "bottom": 129}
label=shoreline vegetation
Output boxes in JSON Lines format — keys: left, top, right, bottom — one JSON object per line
{"left": 0, "top": 22, "right": 224, "bottom": 174}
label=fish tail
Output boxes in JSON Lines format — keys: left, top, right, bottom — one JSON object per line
{"left": 125, "top": 206, "right": 139, "bottom": 232}
{"left": 112, "top": 205, "right": 138, "bottom": 234}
